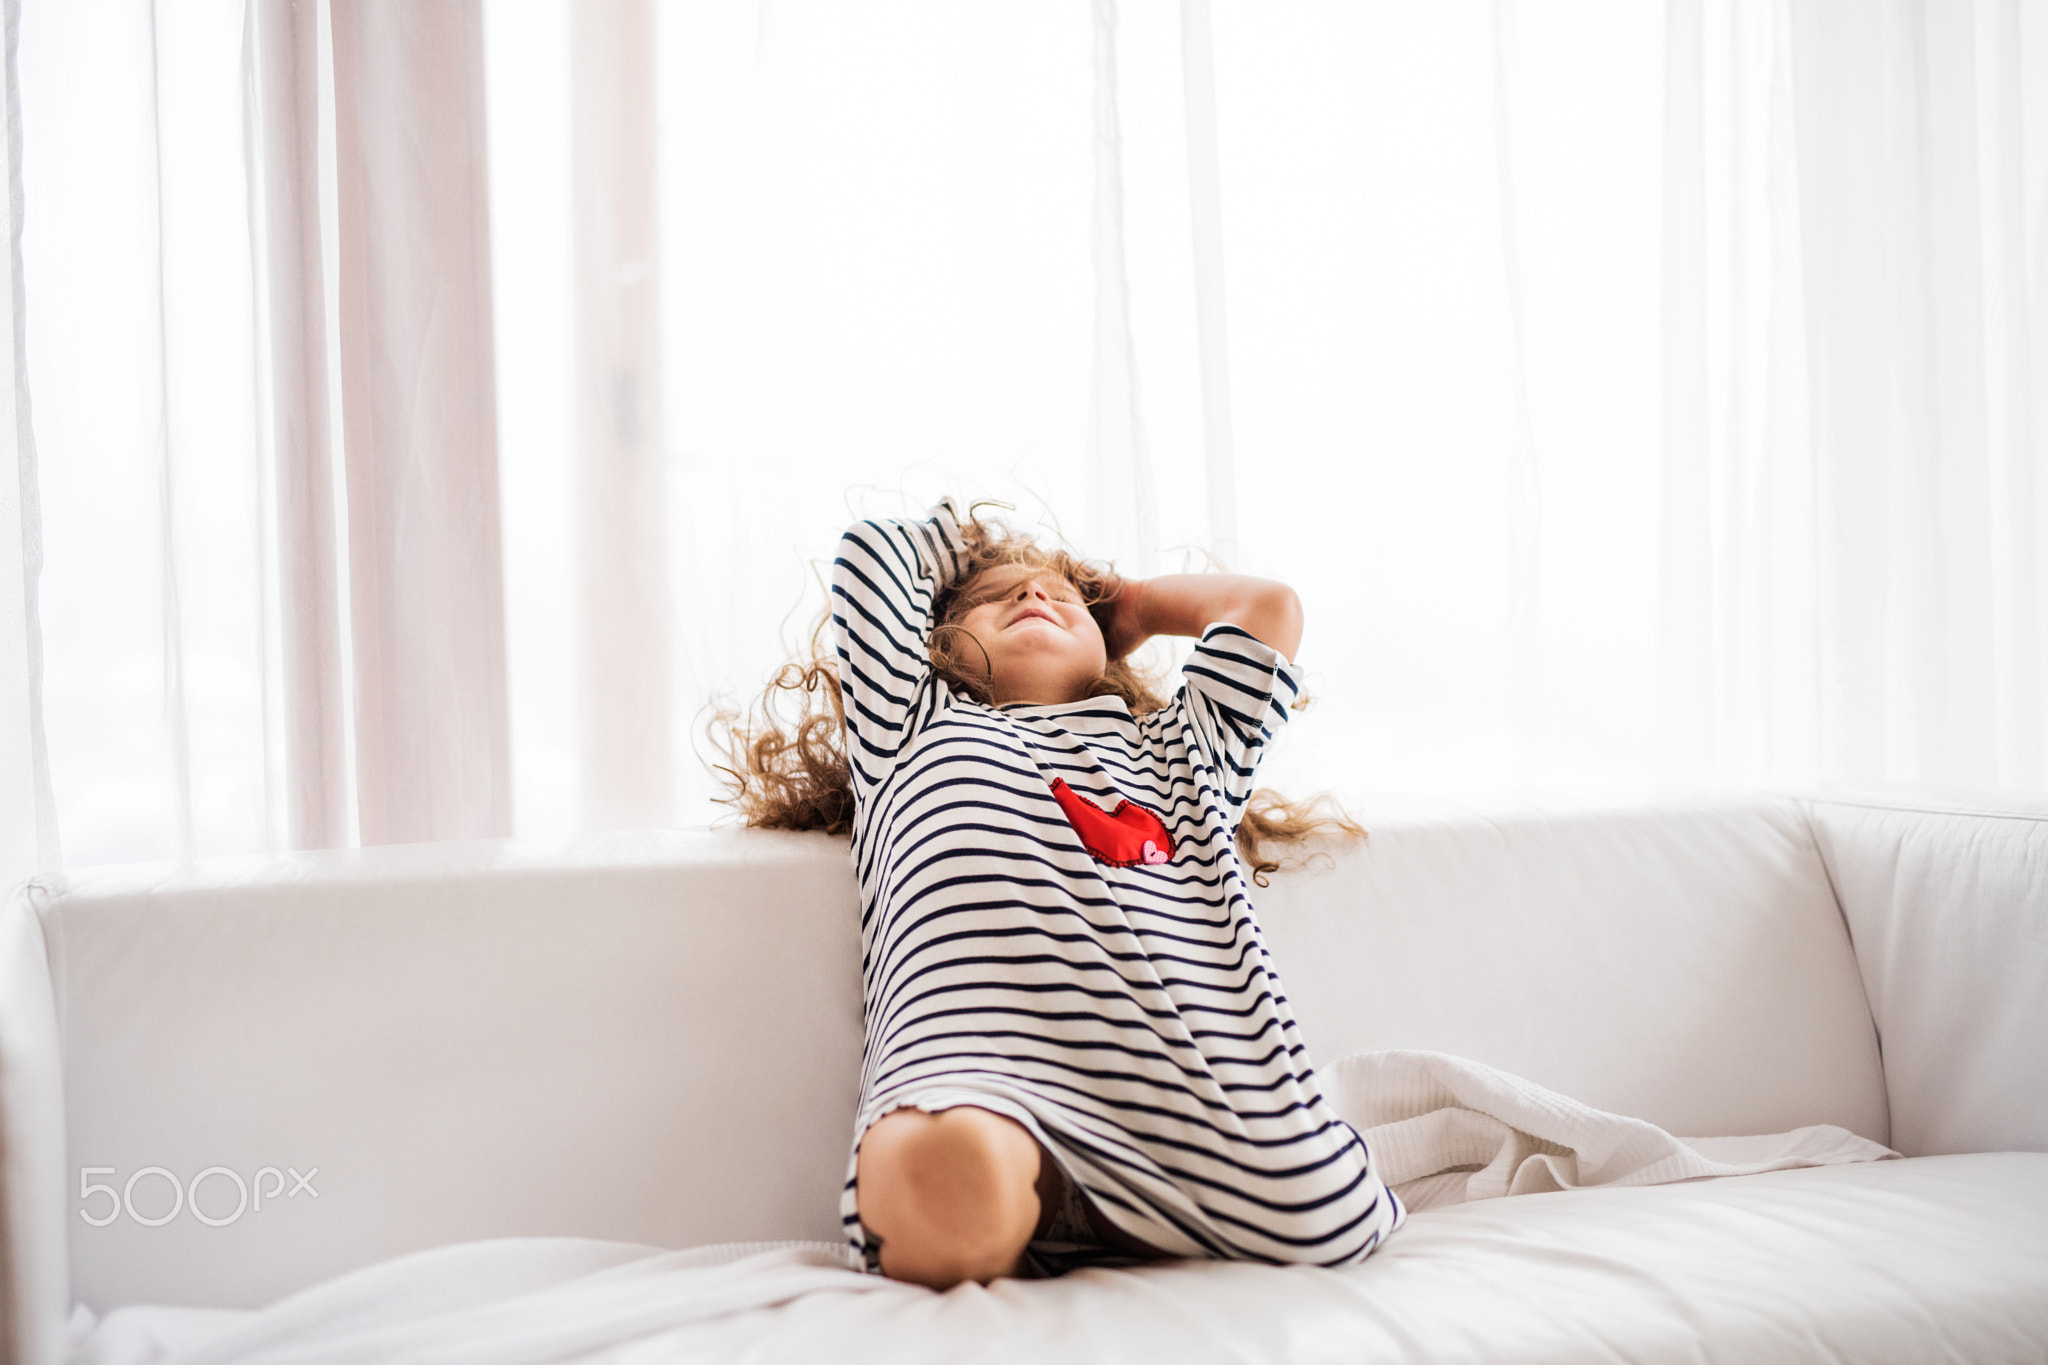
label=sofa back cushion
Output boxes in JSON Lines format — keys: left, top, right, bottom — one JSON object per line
{"left": 48, "top": 798, "right": 1888, "bottom": 1311}
{"left": 1803, "top": 789, "right": 2048, "bottom": 1158}
{"left": 1255, "top": 797, "right": 1887, "bottom": 1147}
{"left": 47, "top": 830, "right": 866, "bottom": 1313}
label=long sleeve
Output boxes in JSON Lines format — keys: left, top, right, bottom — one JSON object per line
{"left": 829, "top": 499, "right": 970, "bottom": 797}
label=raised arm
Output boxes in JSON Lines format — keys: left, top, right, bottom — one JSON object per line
{"left": 1095, "top": 574, "right": 1304, "bottom": 663}
{"left": 829, "top": 501, "right": 969, "bottom": 794}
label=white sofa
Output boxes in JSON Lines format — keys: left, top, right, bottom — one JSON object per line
{"left": 3, "top": 788, "right": 2044, "bottom": 1363}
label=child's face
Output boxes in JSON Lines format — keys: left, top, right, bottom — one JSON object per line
{"left": 951, "top": 564, "right": 1109, "bottom": 706}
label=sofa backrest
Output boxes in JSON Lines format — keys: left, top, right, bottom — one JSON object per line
{"left": 44, "top": 830, "right": 866, "bottom": 1314}
{"left": 1254, "top": 796, "right": 1886, "bottom": 1145}
{"left": 41, "top": 797, "right": 1889, "bottom": 1312}
{"left": 1802, "top": 788, "right": 2048, "bottom": 1159}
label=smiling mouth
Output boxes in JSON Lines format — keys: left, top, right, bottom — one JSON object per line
{"left": 1009, "top": 608, "right": 1060, "bottom": 628}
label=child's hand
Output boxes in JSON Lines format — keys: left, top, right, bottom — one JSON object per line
{"left": 1094, "top": 575, "right": 1150, "bottom": 661}
{"left": 1093, "top": 573, "right": 1303, "bottom": 661}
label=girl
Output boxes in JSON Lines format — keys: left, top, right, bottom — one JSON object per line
{"left": 715, "top": 498, "right": 1403, "bottom": 1289}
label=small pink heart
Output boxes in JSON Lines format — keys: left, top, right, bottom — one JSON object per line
{"left": 1141, "top": 840, "right": 1169, "bottom": 865}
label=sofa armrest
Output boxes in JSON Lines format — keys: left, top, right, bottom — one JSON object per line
{"left": 1802, "top": 788, "right": 2048, "bottom": 1159}
{"left": 1, "top": 882, "right": 67, "bottom": 1365}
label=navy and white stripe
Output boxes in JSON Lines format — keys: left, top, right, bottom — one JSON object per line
{"left": 834, "top": 500, "right": 1403, "bottom": 1268}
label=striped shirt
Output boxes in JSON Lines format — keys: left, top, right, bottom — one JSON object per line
{"left": 834, "top": 501, "right": 1403, "bottom": 1269}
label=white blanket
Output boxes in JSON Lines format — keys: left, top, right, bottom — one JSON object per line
{"left": 69, "top": 1241, "right": 881, "bottom": 1365}
{"left": 1324, "top": 1050, "right": 1897, "bottom": 1212}
{"left": 69, "top": 1053, "right": 1898, "bottom": 1365}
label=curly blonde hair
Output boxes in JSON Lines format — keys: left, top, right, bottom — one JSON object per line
{"left": 706, "top": 501, "right": 1364, "bottom": 884}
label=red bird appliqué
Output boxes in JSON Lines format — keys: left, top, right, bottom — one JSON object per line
{"left": 1049, "top": 778, "right": 1175, "bottom": 868}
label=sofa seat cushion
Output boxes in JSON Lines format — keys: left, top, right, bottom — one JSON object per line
{"left": 71, "top": 1154, "right": 2048, "bottom": 1364}
{"left": 1278, "top": 1151, "right": 2048, "bottom": 1364}
{"left": 675, "top": 1153, "right": 2048, "bottom": 1364}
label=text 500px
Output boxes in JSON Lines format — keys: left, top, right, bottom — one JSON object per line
{"left": 78, "top": 1165, "right": 319, "bottom": 1227}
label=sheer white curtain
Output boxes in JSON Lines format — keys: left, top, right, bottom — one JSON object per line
{"left": 15, "top": 0, "right": 512, "bottom": 869}
{"left": 15, "top": 0, "right": 273, "bottom": 872}
{"left": 492, "top": 0, "right": 1678, "bottom": 828}
{"left": 3, "top": 0, "right": 56, "bottom": 882}
{"left": 3, "top": 0, "right": 2043, "bottom": 880}
{"left": 1661, "top": 0, "right": 2048, "bottom": 791}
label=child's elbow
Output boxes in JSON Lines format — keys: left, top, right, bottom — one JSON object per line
{"left": 1246, "top": 584, "right": 1303, "bottom": 662}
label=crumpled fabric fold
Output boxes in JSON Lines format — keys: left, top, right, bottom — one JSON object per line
{"left": 1324, "top": 1049, "right": 1897, "bottom": 1212}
